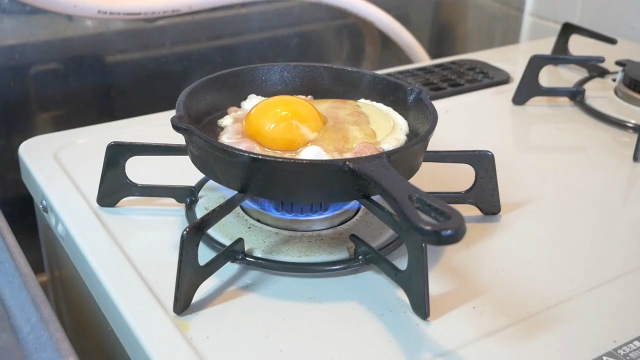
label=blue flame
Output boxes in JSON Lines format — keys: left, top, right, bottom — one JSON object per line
{"left": 242, "top": 197, "right": 360, "bottom": 219}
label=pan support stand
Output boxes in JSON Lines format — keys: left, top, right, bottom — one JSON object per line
{"left": 95, "top": 142, "right": 501, "bottom": 319}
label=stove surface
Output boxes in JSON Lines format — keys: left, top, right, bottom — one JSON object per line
{"left": 19, "top": 36, "right": 640, "bottom": 359}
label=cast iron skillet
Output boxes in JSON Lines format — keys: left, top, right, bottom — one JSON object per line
{"left": 171, "top": 63, "right": 466, "bottom": 244}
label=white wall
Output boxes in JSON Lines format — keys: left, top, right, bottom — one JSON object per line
{"left": 520, "top": 0, "right": 640, "bottom": 43}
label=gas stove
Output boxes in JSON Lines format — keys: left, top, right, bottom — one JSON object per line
{"left": 19, "top": 24, "right": 640, "bottom": 360}
{"left": 512, "top": 23, "right": 640, "bottom": 162}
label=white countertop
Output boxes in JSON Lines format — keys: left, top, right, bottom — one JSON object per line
{"left": 19, "top": 36, "right": 640, "bottom": 359}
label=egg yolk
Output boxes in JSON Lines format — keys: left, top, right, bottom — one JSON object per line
{"left": 245, "top": 95, "right": 324, "bottom": 151}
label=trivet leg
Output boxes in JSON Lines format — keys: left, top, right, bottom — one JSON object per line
{"left": 173, "top": 193, "right": 247, "bottom": 315}
{"left": 96, "top": 142, "right": 196, "bottom": 207}
{"left": 634, "top": 133, "right": 640, "bottom": 163}
{"left": 423, "top": 150, "right": 502, "bottom": 215}
{"left": 351, "top": 234, "right": 430, "bottom": 319}
{"left": 511, "top": 55, "right": 605, "bottom": 105}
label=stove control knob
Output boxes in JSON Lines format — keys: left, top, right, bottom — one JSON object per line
{"left": 615, "top": 59, "right": 640, "bottom": 94}
{"left": 39, "top": 198, "right": 49, "bottom": 214}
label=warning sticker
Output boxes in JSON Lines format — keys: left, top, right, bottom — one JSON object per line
{"left": 593, "top": 336, "right": 640, "bottom": 360}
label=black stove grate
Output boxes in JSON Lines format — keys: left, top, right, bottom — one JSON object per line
{"left": 96, "top": 141, "right": 501, "bottom": 320}
{"left": 511, "top": 22, "right": 640, "bottom": 163}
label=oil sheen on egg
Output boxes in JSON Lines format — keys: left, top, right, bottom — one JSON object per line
{"left": 309, "top": 99, "right": 400, "bottom": 157}
{"left": 217, "top": 94, "right": 409, "bottom": 159}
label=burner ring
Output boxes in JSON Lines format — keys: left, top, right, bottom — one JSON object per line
{"left": 573, "top": 73, "right": 640, "bottom": 133}
{"left": 240, "top": 198, "right": 360, "bottom": 232}
{"left": 186, "top": 178, "right": 403, "bottom": 273}
{"left": 615, "top": 77, "right": 640, "bottom": 108}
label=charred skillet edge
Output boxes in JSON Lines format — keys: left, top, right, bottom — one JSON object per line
{"left": 171, "top": 62, "right": 437, "bottom": 165}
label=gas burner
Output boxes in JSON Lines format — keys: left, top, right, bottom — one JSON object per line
{"left": 511, "top": 22, "right": 640, "bottom": 162}
{"left": 96, "top": 142, "right": 501, "bottom": 319}
{"left": 615, "top": 59, "right": 640, "bottom": 107}
{"left": 196, "top": 180, "right": 394, "bottom": 262}
{"left": 239, "top": 196, "right": 360, "bottom": 232}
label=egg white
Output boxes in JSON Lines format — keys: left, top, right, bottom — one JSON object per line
{"left": 217, "top": 94, "right": 409, "bottom": 159}
{"left": 296, "top": 145, "right": 331, "bottom": 160}
{"left": 240, "top": 94, "right": 266, "bottom": 112}
{"left": 357, "top": 98, "right": 409, "bottom": 152}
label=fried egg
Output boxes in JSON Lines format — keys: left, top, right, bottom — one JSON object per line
{"left": 245, "top": 95, "right": 325, "bottom": 151}
{"left": 217, "top": 94, "right": 409, "bottom": 159}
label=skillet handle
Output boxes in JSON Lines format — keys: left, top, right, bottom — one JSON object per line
{"left": 347, "top": 160, "right": 466, "bottom": 246}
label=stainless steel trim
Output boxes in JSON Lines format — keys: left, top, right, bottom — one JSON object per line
{"left": 615, "top": 77, "right": 640, "bottom": 107}
{"left": 0, "top": 210, "right": 77, "bottom": 360}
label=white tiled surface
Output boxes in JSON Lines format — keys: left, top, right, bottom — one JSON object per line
{"left": 521, "top": 0, "right": 640, "bottom": 43}
{"left": 490, "top": 0, "right": 526, "bottom": 12}
{"left": 519, "top": 15, "right": 561, "bottom": 43}
{"left": 527, "top": 0, "right": 581, "bottom": 23}
{"left": 579, "top": 0, "right": 640, "bottom": 42}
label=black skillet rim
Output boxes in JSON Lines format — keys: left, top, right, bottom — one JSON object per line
{"left": 172, "top": 62, "right": 439, "bottom": 165}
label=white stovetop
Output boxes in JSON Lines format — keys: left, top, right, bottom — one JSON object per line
{"left": 19, "top": 36, "right": 640, "bottom": 360}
